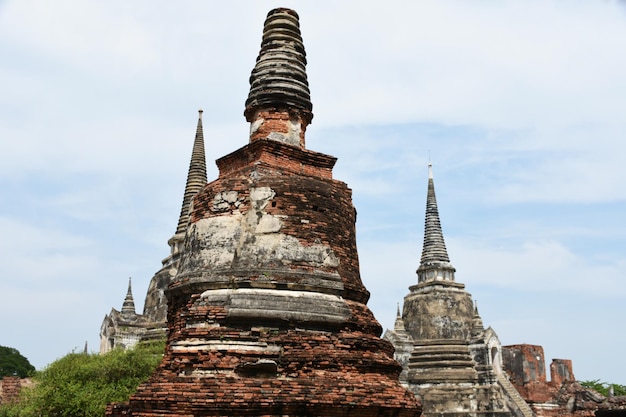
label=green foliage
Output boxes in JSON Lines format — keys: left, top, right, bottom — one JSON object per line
{"left": 581, "top": 379, "right": 626, "bottom": 396}
{"left": 0, "top": 340, "right": 164, "bottom": 417}
{"left": 0, "top": 346, "right": 35, "bottom": 378}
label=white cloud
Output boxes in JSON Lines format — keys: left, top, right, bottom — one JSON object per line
{"left": 449, "top": 237, "right": 626, "bottom": 297}
{"left": 0, "top": 1, "right": 160, "bottom": 78}
{"left": 0, "top": 217, "right": 103, "bottom": 287}
{"left": 296, "top": 1, "right": 626, "bottom": 129}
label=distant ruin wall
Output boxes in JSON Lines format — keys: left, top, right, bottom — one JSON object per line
{"left": 502, "top": 344, "right": 547, "bottom": 386}
{"left": 0, "top": 377, "right": 33, "bottom": 405}
{"left": 500, "top": 344, "right": 626, "bottom": 417}
{"left": 551, "top": 358, "right": 575, "bottom": 387}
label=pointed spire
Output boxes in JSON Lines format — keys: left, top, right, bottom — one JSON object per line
{"left": 244, "top": 8, "right": 313, "bottom": 148}
{"left": 471, "top": 300, "right": 485, "bottom": 339}
{"left": 394, "top": 303, "right": 407, "bottom": 332}
{"left": 174, "top": 110, "right": 208, "bottom": 236}
{"left": 417, "top": 163, "right": 456, "bottom": 283}
{"left": 121, "top": 277, "right": 136, "bottom": 316}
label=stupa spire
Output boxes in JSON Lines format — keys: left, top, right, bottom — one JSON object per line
{"left": 417, "top": 163, "right": 456, "bottom": 283}
{"left": 121, "top": 277, "right": 136, "bottom": 316}
{"left": 244, "top": 8, "right": 313, "bottom": 148}
{"left": 173, "top": 110, "right": 207, "bottom": 237}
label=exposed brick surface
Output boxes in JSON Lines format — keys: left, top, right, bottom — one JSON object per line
{"left": 107, "top": 135, "right": 420, "bottom": 417}
{"left": 180, "top": 142, "right": 367, "bottom": 306}
{"left": 550, "top": 359, "right": 574, "bottom": 388}
{"left": 248, "top": 109, "right": 309, "bottom": 147}
{"left": 502, "top": 344, "right": 626, "bottom": 417}
{"left": 0, "top": 377, "right": 32, "bottom": 405}
{"left": 502, "top": 344, "right": 547, "bottom": 387}
{"left": 216, "top": 139, "right": 336, "bottom": 180}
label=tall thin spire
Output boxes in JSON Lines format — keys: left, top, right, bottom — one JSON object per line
{"left": 121, "top": 277, "right": 136, "bottom": 316}
{"left": 174, "top": 110, "right": 208, "bottom": 236}
{"left": 417, "top": 163, "right": 456, "bottom": 283}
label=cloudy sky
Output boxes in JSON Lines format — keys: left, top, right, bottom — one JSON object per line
{"left": 1, "top": 1, "right": 625, "bottom": 385}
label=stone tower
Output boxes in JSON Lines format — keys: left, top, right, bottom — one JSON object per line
{"left": 107, "top": 8, "right": 420, "bottom": 417}
{"left": 100, "top": 110, "right": 207, "bottom": 353}
{"left": 385, "top": 164, "right": 515, "bottom": 417}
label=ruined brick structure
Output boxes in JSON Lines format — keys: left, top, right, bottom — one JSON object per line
{"left": 100, "top": 110, "right": 207, "bottom": 353}
{"left": 106, "top": 8, "right": 420, "bottom": 416}
{"left": 502, "top": 345, "right": 626, "bottom": 417}
{"left": 0, "top": 377, "right": 33, "bottom": 405}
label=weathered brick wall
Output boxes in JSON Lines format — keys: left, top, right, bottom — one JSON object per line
{"left": 248, "top": 109, "right": 309, "bottom": 148}
{"left": 550, "top": 358, "right": 574, "bottom": 387}
{"left": 502, "top": 344, "right": 547, "bottom": 386}
{"left": 180, "top": 141, "right": 368, "bottom": 305}
{"left": 501, "top": 344, "right": 620, "bottom": 417}
{"left": 126, "top": 292, "right": 415, "bottom": 415}
{"left": 0, "top": 377, "right": 33, "bottom": 405}
{"left": 107, "top": 139, "right": 421, "bottom": 416}
{"left": 502, "top": 344, "right": 555, "bottom": 405}
{"left": 216, "top": 139, "right": 336, "bottom": 180}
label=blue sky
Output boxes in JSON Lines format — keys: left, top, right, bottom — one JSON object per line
{"left": 1, "top": 1, "right": 625, "bottom": 384}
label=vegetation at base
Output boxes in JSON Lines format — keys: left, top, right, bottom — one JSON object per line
{"left": 0, "top": 340, "right": 164, "bottom": 417}
{"left": 0, "top": 346, "right": 35, "bottom": 378}
{"left": 581, "top": 380, "right": 626, "bottom": 397}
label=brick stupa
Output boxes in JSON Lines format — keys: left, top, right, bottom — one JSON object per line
{"left": 107, "top": 8, "right": 421, "bottom": 417}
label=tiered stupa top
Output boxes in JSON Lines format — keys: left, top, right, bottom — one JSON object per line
{"left": 244, "top": 8, "right": 313, "bottom": 149}
{"left": 244, "top": 8, "right": 312, "bottom": 124}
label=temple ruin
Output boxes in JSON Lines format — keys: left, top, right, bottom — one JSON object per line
{"left": 106, "top": 8, "right": 420, "bottom": 416}
{"left": 96, "top": 6, "right": 626, "bottom": 417}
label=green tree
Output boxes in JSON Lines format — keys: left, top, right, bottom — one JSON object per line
{"left": 0, "top": 340, "right": 164, "bottom": 417}
{"left": 0, "top": 346, "right": 35, "bottom": 378}
{"left": 581, "top": 380, "right": 626, "bottom": 396}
